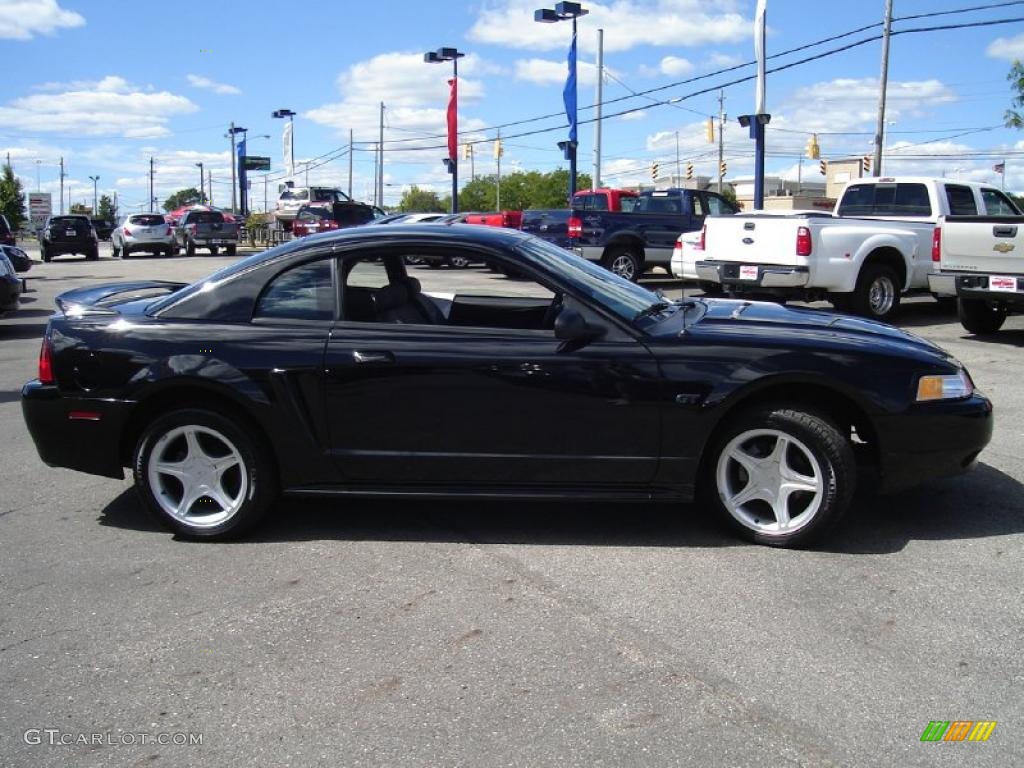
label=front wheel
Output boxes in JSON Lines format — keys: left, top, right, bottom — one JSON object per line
{"left": 958, "top": 297, "right": 1006, "bottom": 335}
{"left": 447, "top": 254, "right": 472, "bottom": 269}
{"left": 703, "top": 405, "right": 856, "bottom": 548}
{"left": 602, "top": 246, "right": 642, "bottom": 282}
{"left": 185, "top": 240, "right": 196, "bottom": 258}
{"left": 133, "top": 408, "right": 277, "bottom": 540}
{"left": 851, "top": 264, "right": 901, "bottom": 321}
{"left": 86, "top": 247, "right": 99, "bottom": 261}
{"left": 226, "top": 244, "right": 237, "bottom": 257}
{"left": 41, "top": 246, "right": 52, "bottom": 263}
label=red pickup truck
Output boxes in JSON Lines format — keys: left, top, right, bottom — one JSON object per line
{"left": 573, "top": 188, "right": 639, "bottom": 212}
{"left": 463, "top": 211, "right": 523, "bottom": 229}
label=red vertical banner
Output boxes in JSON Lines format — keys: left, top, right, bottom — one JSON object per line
{"left": 447, "top": 77, "right": 458, "bottom": 161}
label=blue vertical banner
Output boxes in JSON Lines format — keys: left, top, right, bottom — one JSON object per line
{"left": 236, "top": 138, "right": 247, "bottom": 216}
{"left": 563, "top": 29, "right": 578, "bottom": 144}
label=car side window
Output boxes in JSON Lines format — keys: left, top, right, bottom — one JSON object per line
{"left": 981, "top": 188, "right": 1020, "bottom": 216}
{"left": 945, "top": 185, "right": 978, "bottom": 215}
{"left": 253, "top": 260, "right": 335, "bottom": 322}
{"left": 692, "top": 196, "right": 705, "bottom": 216}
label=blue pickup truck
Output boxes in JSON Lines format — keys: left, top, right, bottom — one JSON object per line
{"left": 569, "top": 188, "right": 738, "bottom": 281}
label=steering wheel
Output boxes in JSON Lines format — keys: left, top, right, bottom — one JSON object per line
{"left": 542, "top": 292, "right": 565, "bottom": 330}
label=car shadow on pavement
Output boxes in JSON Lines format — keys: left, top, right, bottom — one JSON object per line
{"left": 0, "top": 318, "right": 48, "bottom": 341}
{"left": 953, "top": 329, "right": 1024, "bottom": 348}
{"left": 96, "top": 461, "right": 1024, "bottom": 553}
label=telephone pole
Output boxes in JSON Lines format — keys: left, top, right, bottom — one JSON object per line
{"left": 593, "top": 27, "right": 604, "bottom": 190}
{"left": 377, "top": 102, "right": 384, "bottom": 209}
{"left": 348, "top": 129, "right": 354, "bottom": 199}
{"left": 872, "top": 0, "right": 894, "bottom": 176}
{"left": 59, "top": 156, "right": 65, "bottom": 214}
{"left": 675, "top": 131, "right": 681, "bottom": 184}
{"left": 149, "top": 157, "right": 155, "bottom": 211}
{"left": 717, "top": 90, "right": 726, "bottom": 194}
{"left": 496, "top": 129, "right": 503, "bottom": 210}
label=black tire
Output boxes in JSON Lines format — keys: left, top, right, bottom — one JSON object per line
{"left": 850, "top": 263, "right": 901, "bottom": 321}
{"left": 602, "top": 245, "right": 642, "bottom": 282}
{"left": 112, "top": 241, "right": 121, "bottom": 258}
{"left": 702, "top": 405, "right": 856, "bottom": 548}
{"left": 86, "top": 247, "right": 99, "bottom": 261}
{"left": 133, "top": 407, "right": 278, "bottom": 540}
{"left": 427, "top": 260, "right": 443, "bottom": 269}
{"left": 209, "top": 246, "right": 219, "bottom": 256}
{"left": 447, "top": 254, "right": 472, "bottom": 269}
{"left": 958, "top": 297, "right": 1006, "bottom": 335}
{"left": 933, "top": 295, "right": 957, "bottom": 312}
{"left": 185, "top": 239, "right": 196, "bottom": 258}
{"left": 163, "top": 246, "right": 174, "bottom": 258}
{"left": 122, "top": 246, "right": 131, "bottom": 259}
{"left": 828, "top": 293, "right": 853, "bottom": 313}
{"left": 226, "top": 244, "right": 237, "bottom": 257}
{"left": 41, "top": 246, "right": 52, "bottom": 263}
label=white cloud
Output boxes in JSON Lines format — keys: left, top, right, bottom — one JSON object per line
{"left": 0, "top": 76, "right": 197, "bottom": 138}
{"left": 986, "top": 34, "right": 1024, "bottom": 61}
{"left": 306, "top": 52, "right": 491, "bottom": 162}
{"left": 186, "top": 74, "right": 241, "bottom": 96}
{"left": 703, "top": 52, "right": 745, "bottom": 69}
{"left": 659, "top": 56, "right": 694, "bottom": 77}
{"left": 514, "top": 58, "right": 604, "bottom": 86}
{"left": 468, "top": 0, "right": 749, "bottom": 54}
{"left": 0, "top": 0, "right": 83, "bottom": 40}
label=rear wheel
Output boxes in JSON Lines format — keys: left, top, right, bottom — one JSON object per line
{"left": 185, "top": 239, "right": 196, "bottom": 258}
{"left": 133, "top": 408, "right": 277, "bottom": 540}
{"left": 41, "top": 246, "right": 52, "bottom": 263}
{"left": 703, "top": 405, "right": 855, "bottom": 548}
{"left": 122, "top": 246, "right": 131, "bottom": 259}
{"left": 851, "top": 264, "right": 900, "bottom": 320}
{"left": 958, "top": 297, "right": 1006, "bottom": 335}
{"left": 602, "top": 245, "right": 642, "bottom": 282}
{"left": 86, "top": 247, "right": 99, "bottom": 261}
{"left": 447, "top": 254, "right": 472, "bottom": 269}
{"left": 209, "top": 246, "right": 219, "bottom": 256}
{"left": 112, "top": 241, "right": 121, "bottom": 258}
{"left": 226, "top": 244, "right": 237, "bottom": 256}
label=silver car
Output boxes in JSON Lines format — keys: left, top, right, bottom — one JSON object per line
{"left": 112, "top": 213, "right": 176, "bottom": 258}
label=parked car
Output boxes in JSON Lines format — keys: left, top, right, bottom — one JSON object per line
{"left": 520, "top": 209, "right": 572, "bottom": 249}
{"left": 0, "top": 244, "right": 32, "bottom": 273}
{"left": 291, "top": 201, "right": 377, "bottom": 237}
{"left": 22, "top": 224, "right": 992, "bottom": 549}
{"left": 174, "top": 209, "right": 238, "bottom": 256}
{"left": 91, "top": 217, "right": 115, "bottom": 241}
{"left": 573, "top": 188, "right": 640, "bottom": 212}
{"left": 0, "top": 251, "right": 22, "bottom": 316}
{"left": 0, "top": 214, "right": 15, "bottom": 246}
{"left": 695, "top": 177, "right": 1021, "bottom": 320}
{"left": 928, "top": 213, "right": 1024, "bottom": 334}
{"left": 569, "top": 188, "right": 739, "bottom": 281}
{"left": 38, "top": 214, "right": 98, "bottom": 262}
{"left": 112, "top": 213, "right": 176, "bottom": 258}
{"left": 463, "top": 211, "right": 524, "bottom": 229}
{"left": 274, "top": 186, "right": 353, "bottom": 231}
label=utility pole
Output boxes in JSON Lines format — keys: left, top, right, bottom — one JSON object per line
{"left": 229, "top": 121, "right": 237, "bottom": 213}
{"left": 593, "top": 27, "right": 603, "bottom": 190}
{"left": 496, "top": 129, "right": 503, "bottom": 210}
{"left": 59, "top": 156, "right": 65, "bottom": 214}
{"left": 149, "top": 157, "right": 155, "bottom": 211}
{"left": 873, "top": 0, "right": 894, "bottom": 176}
{"left": 196, "top": 162, "right": 204, "bottom": 203}
{"left": 348, "top": 129, "right": 354, "bottom": 199}
{"left": 718, "top": 90, "right": 726, "bottom": 194}
{"left": 377, "top": 102, "right": 384, "bottom": 210}
{"left": 207, "top": 170, "right": 213, "bottom": 207}
{"left": 372, "top": 143, "right": 379, "bottom": 207}
{"left": 675, "top": 131, "right": 681, "bottom": 185}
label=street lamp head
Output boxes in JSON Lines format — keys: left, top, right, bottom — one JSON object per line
{"left": 272, "top": 109, "right": 295, "bottom": 119}
{"left": 535, "top": 2, "right": 587, "bottom": 21}
{"left": 228, "top": 125, "right": 247, "bottom": 135}
{"left": 425, "top": 47, "right": 464, "bottom": 63}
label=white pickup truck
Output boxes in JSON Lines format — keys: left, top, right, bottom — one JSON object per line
{"left": 928, "top": 212, "right": 1024, "bottom": 334}
{"left": 694, "top": 177, "right": 1021, "bottom": 320}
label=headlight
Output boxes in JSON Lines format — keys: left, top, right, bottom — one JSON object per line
{"left": 916, "top": 369, "right": 973, "bottom": 402}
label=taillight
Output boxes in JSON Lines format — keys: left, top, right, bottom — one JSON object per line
{"left": 123, "top": 227, "right": 132, "bottom": 236}
{"left": 931, "top": 227, "right": 941, "bottom": 262}
{"left": 567, "top": 216, "right": 582, "bottom": 239}
{"left": 796, "top": 226, "right": 812, "bottom": 257}
{"left": 38, "top": 336, "right": 54, "bottom": 384}
{"left": 166, "top": 226, "right": 173, "bottom": 236}
{"left": 694, "top": 225, "right": 706, "bottom": 251}
{"left": 674, "top": 236, "right": 683, "bottom": 251}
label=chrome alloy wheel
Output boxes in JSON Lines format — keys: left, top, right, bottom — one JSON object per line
{"left": 867, "top": 274, "right": 897, "bottom": 317}
{"left": 146, "top": 425, "right": 248, "bottom": 529}
{"left": 715, "top": 428, "right": 825, "bottom": 536}
{"left": 610, "top": 253, "right": 636, "bottom": 280}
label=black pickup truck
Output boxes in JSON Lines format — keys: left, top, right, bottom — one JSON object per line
{"left": 569, "top": 188, "right": 738, "bottom": 281}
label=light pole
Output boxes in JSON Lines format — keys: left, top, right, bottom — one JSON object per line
{"left": 237, "top": 133, "right": 269, "bottom": 218}
{"left": 424, "top": 47, "right": 465, "bottom": 214}
{"left": 535, "top": 2, "right": 588, "bottom": 202}
{"left": 88, "top": 175, "right": 99, "bottom": 215}
{"left": 195, "top": 162, "right": 205, "bottom": 203}
{"left": 272, "top": 109, "right": 296, "bottom": 179}
{"left": 35, "top": 160, "right": 42, "bottom": 192}
{"left": 226, "top": 123, "right": 247, "bottom": 214}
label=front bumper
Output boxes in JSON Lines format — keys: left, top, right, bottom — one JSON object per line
{"left": 696, "top": 260, "right": 810, "bottom": 288}
{"left": 876, "top": 393, "right": 993, "bottom": 493}
{"left": 21, "top": 380, "right": 132, "bottom": 479}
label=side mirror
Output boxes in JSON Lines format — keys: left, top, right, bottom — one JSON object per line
{"left": 554, "top": 307, "right": 604, "bottom": 350}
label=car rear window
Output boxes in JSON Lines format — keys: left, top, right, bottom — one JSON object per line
{"left": 130, "top": 215, "right": 166, "bottom": 226}
{"left": 50, "top": 216, "right": 89, "bottom": 227}
{"left": 944, "top": 185, "right": 979, "bottom": 216}
{"left": 280, "top": 189, "right": 309, "bottom": 201}
{"left": 575, "top": 194, "right": 609, "bottom": 211}
{"left": 297, "top": 207, "right": 331, "bottom": 222}
{"left": 189, "top": 212, "right": 225, "bottom": 224}
{"left": 837, "top": 183, "right": 932, "bottom": 217}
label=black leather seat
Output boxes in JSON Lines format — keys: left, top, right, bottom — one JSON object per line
{"left": 372, "top": 277, "right": 445, "bottom": 324}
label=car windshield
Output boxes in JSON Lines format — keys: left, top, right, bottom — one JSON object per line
{"left": 515, "top": 237, "right": 660, "bottom": 324}
{"left": 129, "top": 215, "right": 165, "bottom": 226}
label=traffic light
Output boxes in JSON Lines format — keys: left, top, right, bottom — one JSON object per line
{"left": 651, "top": 162, "right": 659, "bottom": 181}
{"left": 805, "top": 133, "right": 820, "bottom": 160}
{"left": 493, "top": 139, "right": 503, "bottom": 160}
{"left": 686, "top": 162, "right": 694, "bottom": 180}
{"left": 862, "top": 155, "right": 871, "bottom": 174}
{"left": 719, "top": 161, "right": 727, "bottom": 178}
{"left": 705, "top": 118, "right": 715, "bottom": 144}
{"left": 819, "top": 159, "right": 827, "bottom": 176}
{"left": 462, "top": 144, "right": 473, "bottom": 160}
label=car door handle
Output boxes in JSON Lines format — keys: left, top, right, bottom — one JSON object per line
{"left": 993, "top": 225, "right": 1017, "bottom": 237}
{"left": 352, "top": 350, "right": 394, "bottom": 364}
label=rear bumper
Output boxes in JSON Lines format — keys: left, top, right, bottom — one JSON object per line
{"left": 953, "top": 273, "right": 1024, "bottom": 309}
{"left": 696, "top": 260, "right": 810, "bottom": 288}
{"left": 877, "top": 393, "right": 993, "bottom": 493}
{"left": 44, "top": 241, "right": 96, "bottom": 255}
{"left": 21, "top": 380, "right": 131, "bottom": 479}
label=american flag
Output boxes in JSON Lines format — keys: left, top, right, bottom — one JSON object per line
{"left": 993, "top": 162, "right": 1005, "bottom": 174}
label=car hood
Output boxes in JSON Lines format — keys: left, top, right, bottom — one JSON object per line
{"left": 659, "top": 298, "right": 955, "bottom": 364}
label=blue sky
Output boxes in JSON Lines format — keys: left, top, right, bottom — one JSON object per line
{"left": 3, "top": 0, "right": 1024, "bottom": 213}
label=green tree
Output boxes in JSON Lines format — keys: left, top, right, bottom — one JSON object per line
{"left": 70, "top": 202, "right": 90, "bottom": 214}
{"left": 719, "top": 185, "right": 738, "bottom": 206}
{"left": 1005, "top": 60, "right": 1024, "bottom": 129}
{"left": 0, "top": 164, "right": 27, "bottom": 229}
{"left": 399, "top": 185, "right": 445, "bottom": 213}
{"left": 162, "top": 187, "right": 204, "bottom": 212}
{"left": 97, "top": 194, "right": 115, "bottom": 220}
{"left": 459, "top": 175, "right": 497, "bottom": 212}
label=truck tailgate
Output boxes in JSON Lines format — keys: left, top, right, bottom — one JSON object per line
{"left": 941, "top": 215, "right": 1024, "bottom": 274}
{"left": 703, "top": 214, "right": 810, "bottom": 266}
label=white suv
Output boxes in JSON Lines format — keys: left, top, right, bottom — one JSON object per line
{"left": 274, "top": 186, "right": 350, "bottom": 230}
{"left": 112, "top": 213, "right": 175, "bottom": 258}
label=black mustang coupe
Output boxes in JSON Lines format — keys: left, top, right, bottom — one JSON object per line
{"left": 22, "top": 224, "right": 992, "bottom": 547}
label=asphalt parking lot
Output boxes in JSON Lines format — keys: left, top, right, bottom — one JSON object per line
{"left": 1, "top": 242, "right": 1022, "bottom": 767}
